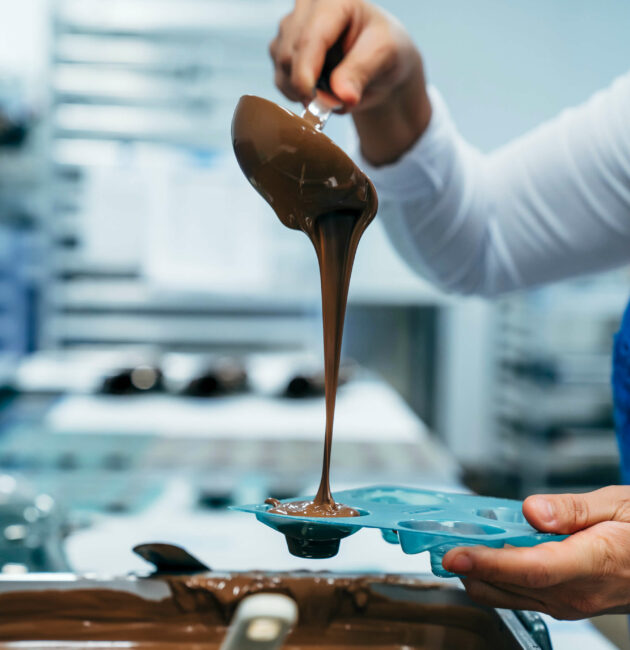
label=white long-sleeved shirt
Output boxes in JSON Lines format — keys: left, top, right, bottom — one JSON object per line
{"left": 359, "top": 73, "right": 630, "bottom": 297}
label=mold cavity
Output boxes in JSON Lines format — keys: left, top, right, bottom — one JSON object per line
{"left": 264, "top": 502, "right": 370, "bottom": 519}
{"left": 361, "top": 488, "right": 449, "bottom": 506}
{"left": 398, "top": 520, "right": 505, "bottom": 536}
{"left": 476, "top": 507, "right": 526, "bottom": 524}
{"left": 406, "top": 507, "right": 444, "bottom": 516}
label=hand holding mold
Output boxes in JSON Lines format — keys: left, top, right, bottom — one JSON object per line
{"left": 443, "top": 486, "right": 630, "bottom": 619}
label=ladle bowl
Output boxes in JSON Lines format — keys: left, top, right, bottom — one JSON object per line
{"left": 231, "top": 95, "right": 376, "bottom": 232}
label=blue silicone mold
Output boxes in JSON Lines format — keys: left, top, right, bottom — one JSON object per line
{"left": 232, "top": 485, "right": 568, "bottom": 577}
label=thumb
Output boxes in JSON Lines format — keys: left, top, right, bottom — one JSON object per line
{"left": 523, "top": 486, "right": 630, "bottom": 534}
{"left": 329, "top": 23, "right": 396, "bottom": 107}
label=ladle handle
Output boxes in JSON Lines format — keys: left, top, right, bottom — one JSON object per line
{"left": 302, "top": 33, "right": 346, "bottom": 129}
{"left": 316, "top": 33, "right": 346, "bottom": 96}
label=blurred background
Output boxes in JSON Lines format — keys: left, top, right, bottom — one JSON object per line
{"left": 0, "top": 0, "right": 629, "bottom": 580}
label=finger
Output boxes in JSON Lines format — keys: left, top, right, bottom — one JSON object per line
{"left": 291, "top": 0, "right": 355, "bottom": 100}
{"left": 270, "top": 16, "right": 296, "bottom": 77}
{"left": 487, "top": 579, "right": 548, "bottom": 601}
{"left": 523, "top": 486, "right": 630, "bottom": 534}
{"left": 482, "top": 577, "right": 612, "bottom": 619}
{"left": 463, "top": 579, "right": 546, "bottom": 613}
{"left": 269, "top": 2, "right": 313, "bottom": 80}
{"left": 274, "top": 69, "right": 302, "bottom": 103}
{"left": 329, "top": 21, "right": 396, "bottom": 106}
{"left": 442, "top": 537, "right": 595, "bottom": 588}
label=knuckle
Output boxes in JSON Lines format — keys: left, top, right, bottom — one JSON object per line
{"left": 289, "top": 64, "right": 310, "bottom": 93}
{"left": 277, "top": 49, "right": 293, "bottom": 71}
{"left": 591, "top": 523, "right": 624, "bottom": 575}
{"left": 565, "top": 494, "right": 589, "bottom": 528}
{"left": 279, "top": 14, "right": 291, "bottom": 32}
{"left": 275, "top": 75, "right": 301, "bottom": 102}
{"left": 296, "top": 32, "right": 312, "bottom": 50}
{"left": 613, "top": 494, "right": 630, "bottom": 521}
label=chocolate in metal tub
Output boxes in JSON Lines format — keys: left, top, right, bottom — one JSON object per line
{"left": 0, "top": 570, "right": 551, "bottom": 649}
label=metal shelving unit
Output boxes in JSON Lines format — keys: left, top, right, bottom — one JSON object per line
{"left": 45, "top": 0, "right": 445, "bottom": 355}
{"left": 490, "top": 274, "right": 629, "bottom": 495}
{"left": 46, "top": 0, "right": 320, "bottom": 351}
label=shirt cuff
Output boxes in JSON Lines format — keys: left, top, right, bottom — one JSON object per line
{"left": 354, "top": 86, "right": 455, "bottom": 202}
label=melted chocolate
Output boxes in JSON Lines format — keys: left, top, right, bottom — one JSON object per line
{"left": 265, "top": 497, "right": 359, "bottom": 518}
{"left": 0, "top": 572, "right": 523, "bottom": 649}
{"left": 232, "top": 96, "right": 377, "bottom": 516}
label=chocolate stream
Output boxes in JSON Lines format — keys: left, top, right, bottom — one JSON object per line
{"left": 232, "top": 96, "right": 377, "bottom": 516}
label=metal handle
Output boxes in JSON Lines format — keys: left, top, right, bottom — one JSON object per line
{"left": 514, "top": 610, "right": 553, "bottom": 650}
{"left": 220, "top": 594, "right": 298, "bottom": 650}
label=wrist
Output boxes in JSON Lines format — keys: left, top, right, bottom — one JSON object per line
{"left": 352, "top": 59, "right": 431, "bottom": 167}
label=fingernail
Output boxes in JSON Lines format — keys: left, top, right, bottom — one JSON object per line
{"left": 449, "top": 552, "right": 473, "bottom": 574}
{"left": 534, "top": 497, "right": 555, "bottom": 524}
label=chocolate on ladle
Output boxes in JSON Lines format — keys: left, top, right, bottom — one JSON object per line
{"left": 232, "top": 96, "right": 377, "bottom": 517}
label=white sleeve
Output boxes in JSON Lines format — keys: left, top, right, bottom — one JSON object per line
{"left": 358, "top": 74, "right": 630, "bottom": 296}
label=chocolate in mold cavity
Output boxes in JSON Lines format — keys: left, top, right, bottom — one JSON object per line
{"left": 232, "top": 96, "right": 377, "bottom": 516}
{"left": 265, "top": 497, "right": 359, "bottom": 518}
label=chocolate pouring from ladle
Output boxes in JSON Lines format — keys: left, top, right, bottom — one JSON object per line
{"left": 232, "top": 95, "right": 377, "bottom": 517}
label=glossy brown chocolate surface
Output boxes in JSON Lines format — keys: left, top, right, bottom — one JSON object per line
{"left": 232, "top": 96, "right": 377, "bottom": 516}
{"left": 0, "top": 573, "right": 524, "bottom": 649}
{"left": 265, "top": 498, "right": 359, "bottom": 518}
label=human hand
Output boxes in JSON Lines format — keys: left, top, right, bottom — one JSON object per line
{"left": 269, "top": 0, "right": 431, "bottom": 165}
{"left": 442, "top": 486, "right": 630, "bottom": 619}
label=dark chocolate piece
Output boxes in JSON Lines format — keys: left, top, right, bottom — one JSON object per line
{"left": 133, "top": 543, "right": 209, "bottom": 574}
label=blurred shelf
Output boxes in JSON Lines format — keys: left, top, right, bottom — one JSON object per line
{"left": 53, "top": 104, "right": 230, "bottom": 148}
{"left": 50, "top": 281, "right": 447, "bottom": 315}
{"left": 45, "top": 0, "right": 447, "bottom": 363}
{"left": 55, "top": 0, "right": 291, "bottom": 36}
{"left": 49, "top": 313, "right": 312, "bottom": 347}
{"left": 52, "top": 66, "right": 270, "bottom": 109}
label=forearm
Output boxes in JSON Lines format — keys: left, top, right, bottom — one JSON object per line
{"left": 352, "top": 55, "right": 432, "bottom": 166}
{"left": 357, "top": 87, "right": 499, "bottom": 295}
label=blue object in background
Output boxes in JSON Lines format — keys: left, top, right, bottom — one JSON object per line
{"left": 613, "top": 298, "right": 630, "bottom": 484}
{"left": 0, "top": 217, "right": 40, "bottom": 356}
